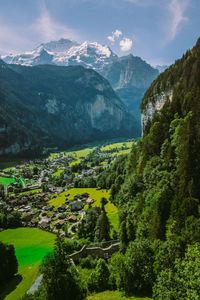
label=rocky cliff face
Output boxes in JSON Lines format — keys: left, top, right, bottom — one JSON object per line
{"left": 0, "top": 60, "right": 138, "bottom": 156}
{"left": 141, "top": 89, "right": 173, "bottom": 131}
{"left": 102, "top": 54, "right": 158, "bottom": 90}
{"left": 101, "top": 54, "right": 159, "bottom": 125}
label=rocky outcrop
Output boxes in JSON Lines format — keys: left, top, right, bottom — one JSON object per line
{"left": 141, "top": 89, "right": 173, "bottom": 132}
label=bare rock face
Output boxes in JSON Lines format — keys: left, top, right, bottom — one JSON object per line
{"left": 141, "top": 89, "right": 173, "bottom": 132}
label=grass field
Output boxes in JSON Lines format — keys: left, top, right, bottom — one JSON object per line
{"left": 49, "top": 188, "right": 118, "bottom": 232}
{"left": 100, "top": 142, "right": 134, "bottom": 157}
{"left": 0, "top": 228, "right": 55, "bottom": 300}
{"left": 101, "top": 142, "right": 134, "bottom": 151}
{"left": 87, "top": 291, "right": 151, "bottom": 300}
{"left": 52, "top": 169, "right": 64, "bottom": 177}
{"left": 0, "top": 176, "right": 26, "bottom": 187}
{"left": 21, "top": 188, "right": 42, "bottom": 195}
{"left": 111, "top": 149, "right": 132, "bottom": 156}
{"left": 66, "top": 148, "right": 95, "bottom": 166}
{"left": 0, "top": 176, "right": 16, "bottom": 186}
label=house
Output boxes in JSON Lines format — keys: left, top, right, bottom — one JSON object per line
{"left": 86, "top": 198, "right": 94, "bottom": 204}
{"left": 23, "top": 212, "right": 35, "bottom": 222}
{"left": 40, "top": 211, "right": 48, "bottom": 217}
{"left": 69, "top": 200, "right": 83, "bottom": 211}
{"left": 57, "top": 204, "right": 66, "bottom": 212}
{"left": 81, "top": 193, "right": 90, "bottom": 198}
{"left": 29, "top": 218, "right": 39, "bottom": 227}
{"left": 39, "top": 218, "right": 51, "bottom": 225}
{"left": 54, "top": 219, "right": 66, "bottom": 229}
{"left": 68, "top": 215, "right": 78, "bottom": 223}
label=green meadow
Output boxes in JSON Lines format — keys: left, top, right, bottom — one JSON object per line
{"left": 101, "top": 142, "right": 134, "bottom": 157}
{"left": 49, "top": 188, "right": 118, "bottom": 232}
{"left": 52, "top": 169, "right": 64, "bottom": 177}
{"left": 0, "top": 176, "right": 16, "bottom": 186}
{"left": 0, "top": 176, "right": 26, "bottom": 187}
{"left": 87, "top": 291, "right": 151, "bottom": 300}
{"left": 21, "top": 188, "right": 42, "bottom": 195}
{"left": 101, "top": 141, "right": 134, "bottom": 151}
{"left": 66, "top": 148, "right": 95, "bottom": 166}
{"left": 0, "top": 228, "right": 55, "bottom": 300}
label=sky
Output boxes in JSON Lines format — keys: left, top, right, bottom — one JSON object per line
{"left": 0, "top": 0, "right": 199, "bottom": 66}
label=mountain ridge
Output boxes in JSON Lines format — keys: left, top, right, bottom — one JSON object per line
{"left": 0, "top": 60, "right": 139, "bottom": 157}
{"left": 2, "top": 38, "right": 159, "bottom": 127}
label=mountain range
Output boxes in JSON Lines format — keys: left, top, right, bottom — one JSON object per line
{"left": 0, "top": 59, "right": 138, "bottom": 157}
{"left": 2, "top": 38, "right": 160, "bottom": 125}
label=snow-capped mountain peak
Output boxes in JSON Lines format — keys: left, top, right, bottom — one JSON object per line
{"left": 2, "top": 38, "right": 117, "bottom": 71}
{"left": 38, "top": 38, "right": 79, "bottom": 53}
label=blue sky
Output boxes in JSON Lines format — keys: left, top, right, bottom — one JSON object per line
{"left": 0, "top": 0, "right": 199, "bottom": 65}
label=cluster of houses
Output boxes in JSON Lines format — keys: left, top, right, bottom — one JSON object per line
{"left": 0, "top": 149, "right": 108, "bottom": 235}
{"left": 3, "top": 189, "right": 95, "bottom": 236}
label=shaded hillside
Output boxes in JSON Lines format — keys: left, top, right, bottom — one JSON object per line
{"left": 0, "top": 60, "right": 139, "bottom": 157}
{"left": 3, "top": 39, "right": 159, "bottom": 128}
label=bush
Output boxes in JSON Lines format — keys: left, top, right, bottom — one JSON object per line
{"left": 78, "top": 255, "right": 98, "bottom": 269}
{"left": 124, "top": 239, "right": 154, "bottom": 296}
{"left": 87, "top": 259, "right": 110, "bottom": 292}
{"left": 41, "top": 236, "right": 86, "bottom": 300}
{"left": 0, "top": 241, "right": 18, "bottom": 285}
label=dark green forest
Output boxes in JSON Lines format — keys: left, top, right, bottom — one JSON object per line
{"left": 106, "top": 37, "right": 200, "bottom": 298}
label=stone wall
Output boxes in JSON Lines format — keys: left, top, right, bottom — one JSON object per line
{"left": 69, "top": 242, "right": 120, "bottom": 262}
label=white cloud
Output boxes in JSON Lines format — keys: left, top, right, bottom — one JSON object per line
{"left": 107, "top": 29, "right": 122, "bottom": 43}
{"left": 31, "top": 3, "right": 79, "bottom": 42}
{"left": 107, "top": 35, "right": 115, "bottom": 43}
{"left": 114, "top": 29, "right": 122, "bottom": 38}
{"left": 167, "top": 0, "right": 189, "bottom": 41}
{"left": 120, "top": 38, "right": 133, "bottom": 51}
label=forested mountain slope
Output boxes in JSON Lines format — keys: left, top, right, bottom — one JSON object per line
{"left": 0, "top": 60, "right": 138, "bottom": 157}
{"left": 102, "top": 37, "right": 200, "bottom": 298}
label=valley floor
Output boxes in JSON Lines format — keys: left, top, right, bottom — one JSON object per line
{"left": 0, "top": 139, "right": 136, "bottom": 299}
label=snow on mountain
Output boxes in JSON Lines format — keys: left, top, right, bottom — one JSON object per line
{"left": 3, "top": 38, "right": 117, "bottom": 71}
{"left": 40, "top": 38, "right": 79, "bottom": 52}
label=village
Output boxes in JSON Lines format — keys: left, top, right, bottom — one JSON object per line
{"left": 0, "top": 141, "right": 134, "bottom": 237}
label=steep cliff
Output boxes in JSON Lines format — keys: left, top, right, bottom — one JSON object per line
{"left": 101, "top": 54, "right": 159, "bottom": 123}
{"left": 0, "top": 60, "right": 138, "bottom": 157}
{"left": 141, "top": 89, "right": 173, "bottom": 131}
